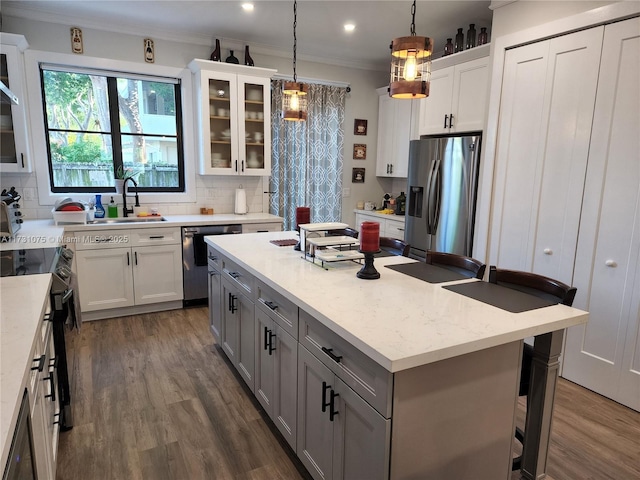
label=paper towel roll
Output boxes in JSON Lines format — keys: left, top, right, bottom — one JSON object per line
{"left": 235, "top": 188, "right": 247, "bottom": 214}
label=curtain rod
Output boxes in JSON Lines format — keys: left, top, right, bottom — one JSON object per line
{"left": 272, "top": 74, "right": 351, "bottom": 92}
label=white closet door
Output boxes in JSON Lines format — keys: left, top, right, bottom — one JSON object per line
{"left": 489, "top": 40, "right": 550, "bottom": 270}
{"left": 563, "top": 18, "right": 640, "bottom": 411}
{"left": 531, "top": 27, "right": 603, "bottom": 284}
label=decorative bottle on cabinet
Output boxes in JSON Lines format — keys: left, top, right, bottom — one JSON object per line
{"left": 244, "top": 46, "right": 254, "bottom": 66}
{"left": 444, "top": 38, "right": 454, "bottom": 56}
{"left": 466, "top": 24, "right": 476, "bottom": 49}
{"left": 477, "top": 27, "right": 488, "bottom": 45}
{"left": 455, "top": 28, "right": 464, "bottom": 53}
{"left": 210, "top": 39, "right": 221, "bottom": 61}
{"left": 225, "top": 50, "right": 239, "bottom": 64}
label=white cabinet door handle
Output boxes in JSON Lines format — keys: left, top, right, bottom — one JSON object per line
{"left": 605, "top": 260, "right": 617, "bottom": 267}
{"left": 543, "top": 248, "right": 553, "bottom": 255}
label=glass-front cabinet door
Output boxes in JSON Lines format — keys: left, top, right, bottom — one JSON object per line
{"left": 0, "top": 34, "right": 32, "bottom": 173}
{"left": 190, "top": 59, "right": 276, "bottom": 176}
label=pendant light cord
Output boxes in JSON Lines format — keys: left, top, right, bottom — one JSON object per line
{"left": 293, "top": 0, "right": 298, "bottom": 83}
{"left": 410, "top": 0, "right": 416, "bottom": 36}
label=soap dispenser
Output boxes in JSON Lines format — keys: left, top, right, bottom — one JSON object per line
{"left": 107, "top": 196, "right": 118, "bottom": 218}
{"left": 94, "top": 194, "right": 105, "bottom": 218}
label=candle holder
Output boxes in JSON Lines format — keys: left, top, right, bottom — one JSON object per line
{"left": 357, "top": 250, "right": 381, "bottom": 279}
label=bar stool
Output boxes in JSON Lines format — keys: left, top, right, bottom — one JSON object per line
{"left": 425, "top": 251, "right": 486, "bottom": 279}
{"left": 379, "top": 237, "right": 410, "bottom": 256}
{"left": 488, "top": 266, "right": 577, "bottom": 471}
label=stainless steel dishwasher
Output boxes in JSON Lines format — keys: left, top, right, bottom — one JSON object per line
{"left": 182, "top": 224, "right": 242, "bottom": 306}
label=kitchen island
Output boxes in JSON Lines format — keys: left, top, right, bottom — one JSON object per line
{"left": 205, "top": 231, "right": 588, "bottom": 480}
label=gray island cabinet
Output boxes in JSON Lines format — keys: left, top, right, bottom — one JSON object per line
{"left": 206, "top": 231, "right": 588, "bottom": 480}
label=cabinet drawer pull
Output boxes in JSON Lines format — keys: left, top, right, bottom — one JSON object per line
{"left": 43, "top": 312, "right": 54, "bottom": 323}
{"left": 53, "top": 412, "right": 62, "bottom": 426}
{"left": 448, "top": 114, "right": 454, "bottom": 129}
{"left": 21, "top": 153, "right": 25, "bottom": 169}
{"left": 329, "top": 390, "right": 339, "bottom": 422}
{"left": 229, "top": 293, "right": 238, "bottom": 313}
{"left": 134, "top": 251, "right": 138, "bottom": 265}
{"left": 208, "top": 255, "right": 218, "bottom": 261}
{"left": 44, "top": 374, "right": 56, "bottom": 402}
{"left": 264, "top": 326, "right": 270, "bottom": 351}
{"left": 264, "top": 300, "right": 278, "bottom": 311}
{"left": 321, "top": 347, "right": 343, "bottom": 364}
{"left": 228, "top": 271, "right": 240, "bottom": 279}
{"left": 444, "top": 114, "right": 449, "bottom": 129}
{"left": 31, "top": 354, "right": 46, "bottom": 372}
{"left": 127, "top": 252, "right": 130, "bottom": 266}
{"left": 268, "top": 331, "right": 277, "bottom": 355}
{"left": 149, "top": 235, "right": 165, "bottom": 239}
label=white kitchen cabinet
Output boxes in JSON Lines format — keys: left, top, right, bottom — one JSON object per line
{"left": 297, "top": 345, "right": 390, "bottom": 480}
{"left": 189, "top": 59, "right": 276, "bottom": 176}
{"left": 208, "top": 247, "right": 223, "bottom": 342}
{"left": 375, "top": 88, "right": 418, "bottom": 178}
{"left": 75, "top": 227, "right": 183, "bottom": 313}
{"left": 562, "top": 17, "right": 640, "bottom": 411}
{"left": 489, "top": 27, "right": 602, "bottom": 284}
{"left": 355, "top": 211, "right": 406, "bottom": 241}
{"left": 418, "top": 49, "right": 489, "bottom": 135}
{"left": 0, "top": 33, "right": 32, "bottom": 173}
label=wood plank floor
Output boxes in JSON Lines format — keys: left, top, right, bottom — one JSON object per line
{"left": 57, "top": 307, "right": 640, "bottom": 480}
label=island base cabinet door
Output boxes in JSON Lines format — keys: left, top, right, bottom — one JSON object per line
{"left": 208, "top": 268, "right": 222, "bottom": 342}
{"left": 297, "top": 346, "right": 335, "bottom": 480}
{"left": 332, "top": 378, "right": 390, "bottom": 480}
{"left": 236, "top": 291, "right": 255, "bottom": 392}
{"left": 76, "top": 248, "right": 134, "bottom": 312}
{"left": 256, "top": 308, "right": 298, "bottom": 450}
{"left": 272, "top": 322, "right": 298, "bottom": 450}
{"left": 221, "top": 278, "right": 240, "bottom": 364}
{"left": 132, "top": 245, "right": 183, "bottom": 305}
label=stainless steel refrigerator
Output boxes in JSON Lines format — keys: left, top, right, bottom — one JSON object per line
{"left": 405, "top": 133, "right": 481, "bottom": 259}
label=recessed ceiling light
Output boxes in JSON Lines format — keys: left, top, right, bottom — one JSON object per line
{"left": 242, "top": 3, "right": 254, "bottom": 12}
{"left": 344, "top": 23, "right": 356, "bottom": 33}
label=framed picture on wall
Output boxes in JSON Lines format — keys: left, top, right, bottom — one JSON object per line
{"left": 353, "top": 144, "right": 367, "bottom": 159}
{"left": 352, "top": 168, "right": 365, "bottom": 183}
{"left": 354, "top": 119, "right": 368, "bottom": 135}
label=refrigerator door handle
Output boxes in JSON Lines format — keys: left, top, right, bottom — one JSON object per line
{"left": 431, "top": 159, "right": 442, "bottom": 232}
{"left": 426, "top": 158, "right": 440, "bottom": 234}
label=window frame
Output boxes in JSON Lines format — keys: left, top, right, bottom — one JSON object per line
{"left": 23, "top": 49, "right": 197, "bottom": 206}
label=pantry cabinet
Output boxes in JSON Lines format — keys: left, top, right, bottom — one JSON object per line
{"left": 0, "top": 33, "right": 32, "bottom": 173}
{"left": 355, "top": 211, "right": 406, "bottom": 241}
{"left": 418, "top": 46, "right": 490, "bottom": 135}
{"left": 488, "top": 18, "right": 640, "bottom": 410}
{"left": 74, "top": 227, "right": 183, "bottom": 313}
{"left": 375, "top": 87, "right": 418, "bottom": 178}
{"left": 189, "top": 59, "right": 276, "bottom": 176}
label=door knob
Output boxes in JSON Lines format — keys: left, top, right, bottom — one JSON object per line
{"left": 605, "top": 260, "right": 617, "bottom": 267}
{"left": 543, "top": 248, "right": 553, "bottom": 255}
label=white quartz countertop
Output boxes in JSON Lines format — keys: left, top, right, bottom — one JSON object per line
{"left": 0, "top": 214, "right": 283, "bottom": 249}
{"left": 206, "top": 231, "right": 588, "bottom": 373}
{"left": 354, "top": 209, "right": 406, "bottom": 221}
{"left": 0, "top": 274, "right": 52, "bottom": 469}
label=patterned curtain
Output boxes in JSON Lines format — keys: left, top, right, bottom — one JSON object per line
{"left": 270, "top": 79, "right": 346, "bottom": 230}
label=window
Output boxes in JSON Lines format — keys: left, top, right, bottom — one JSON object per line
{"left": 40, "top": 65, "right": 185, "bottom": 193}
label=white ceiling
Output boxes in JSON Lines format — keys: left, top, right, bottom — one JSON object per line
{"left": 2, "top": 1, "right": 493, "bottom": 71}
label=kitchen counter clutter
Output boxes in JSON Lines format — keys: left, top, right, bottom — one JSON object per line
{"left": 0, "top": 274, "right": 52, "bottom": 473}
{"left": 354, "top": 209, "right": 406, "bottom": 241}
{"left": 205, "top": 230, "right": 588, "bottom": 480}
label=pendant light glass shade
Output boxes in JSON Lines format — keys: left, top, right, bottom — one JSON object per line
{"left": 283, "top": 81, "right": 308, "bottom": 121}
{"left": 389, "top": 35, "right": 433, "bottom": 98}
{"left": 282, "top": 0, "right": 307, "bottom": 121}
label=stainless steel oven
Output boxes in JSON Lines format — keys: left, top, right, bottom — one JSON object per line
{"left": 182, "top": 225, "right": 241, "bottom": 306}
{"left": 3, "top": 390, "right": 37, "bottom": 480}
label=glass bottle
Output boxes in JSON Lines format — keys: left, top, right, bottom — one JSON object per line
{"left": 244, "top": 46, "right": 254, "bottom": 66}
{"left": 466, "top": 24, "right": 477, "bottom": 50}
{"left": 94, "top": 194, "right": 105, "bottom": 218}
{"left": 444, "top": 38, "right": 454, "bottom": 56}
{"left": 210, "top": 39, "right": 221, "bottom": 62}
{"left": 225, "top": 50, "right": 239, "bottom": 64}
{"left": 478, "top": 27, "right": 489, "bottom": 45}
{"left": 455, "top": 28, "right": 464, "bottom": 53}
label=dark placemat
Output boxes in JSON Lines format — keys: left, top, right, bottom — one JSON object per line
{"left": 385, "top": 261, "right": 470, "bottom": 283}
{"left": 270, "top": 239, "right": 298, "bottom": 247}
{"left": 443, "top": 281, "right": 557, "bottom": 313}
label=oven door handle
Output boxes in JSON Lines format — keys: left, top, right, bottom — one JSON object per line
{"left": 62, "top": 288, "right": 74, "bottom": 304}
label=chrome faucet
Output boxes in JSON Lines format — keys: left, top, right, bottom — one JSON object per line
{"left": 122, "top": 178, "right": 140, "bottom": 217}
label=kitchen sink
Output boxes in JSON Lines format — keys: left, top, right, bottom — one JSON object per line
{"left": 87, "top": 216, "right": 166, "bottom": 224}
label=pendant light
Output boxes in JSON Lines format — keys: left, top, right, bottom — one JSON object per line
{"left": 389, "top": 0, "right": 433, "bottom": 99}
{"left": 282, "top": 0, "right": 308, "bottom": 121}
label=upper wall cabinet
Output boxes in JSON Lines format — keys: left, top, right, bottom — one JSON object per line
{"left": 0, "top": 33, "right": 32, "bottom": 173}
{"left": 189, "top": 60, "right": 276, "bottom": 176}
{"left": 375, "top": 87, "right": 419, "bottom": 178}
{"left": 418, "top": 45, "right": 490, "bottom": 136}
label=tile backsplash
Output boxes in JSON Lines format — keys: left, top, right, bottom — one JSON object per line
{"left": 0, "top": 172, "right": 270, "bottom": 220}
